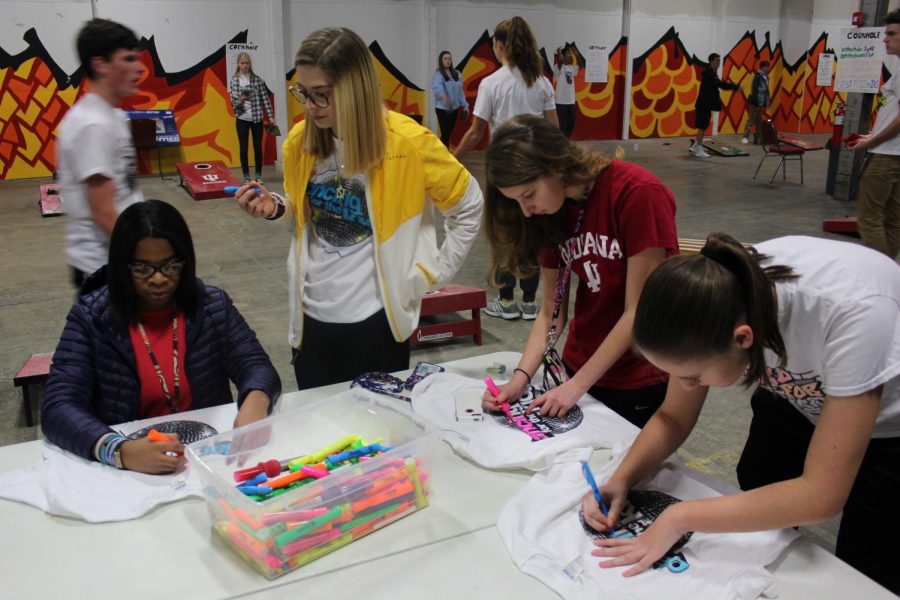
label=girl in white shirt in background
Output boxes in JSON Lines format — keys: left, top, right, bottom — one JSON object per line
{"left": 553, "top": 46, "right": 580, "bottom": 139}
{"left": 584, "top": 232, "right": 900, "bottom": 594}
{"left": 454, "top": 15, "right": 557, "bottom": 321}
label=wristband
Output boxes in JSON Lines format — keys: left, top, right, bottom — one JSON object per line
{"left": 513, "top": 367, "right": 533, "bottom": 381}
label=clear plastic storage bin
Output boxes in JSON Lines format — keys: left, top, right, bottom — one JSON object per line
{"left": 186, "top": 390, "right": 436, "bottom": 578}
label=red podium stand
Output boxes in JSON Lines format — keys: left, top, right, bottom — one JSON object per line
{"left": 177, "top": 161, "right": 242, "bottom": 200}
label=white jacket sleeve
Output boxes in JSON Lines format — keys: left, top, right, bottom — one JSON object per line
{"left": 434, "top": 174, "right": 482, "bottom": 287}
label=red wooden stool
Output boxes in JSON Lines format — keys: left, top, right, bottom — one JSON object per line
{"left": 13, "top": 353, "right": 53, "bottom": 427}
{"left": 412, "top": 285, "right": 487, "bottom": 346}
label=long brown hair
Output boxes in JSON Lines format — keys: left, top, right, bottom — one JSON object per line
{"left": 437, "top": 50, "right": 459, "bottom": 82}
{"left": 294, "top": 28, "right": 386, "bottom": 173}
{"left": 484, "top": 114, "right": 609, "bottom": 281}
{"left": 633, "top": 232, "right": 797, "bottom": 387}
{"left": 493, "top": 16, "right": 543, "bottom": 86}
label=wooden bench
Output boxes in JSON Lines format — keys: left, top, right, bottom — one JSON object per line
{"left": 412, "top": 284, "right": 487, "bottom": 346}
{"left": 13, "top": 353, "right": 52, "bottom": 427}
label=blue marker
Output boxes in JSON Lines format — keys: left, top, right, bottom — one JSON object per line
{"left": 223, "top": 185, "right": 260, "bottom": 196}
{"left": 581, "top": 461, "right": 615, "bottom": 534}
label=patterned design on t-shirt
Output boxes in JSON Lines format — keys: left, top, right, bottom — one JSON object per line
{"left": 579, "top": 489, "right": 693, "bottom": 573}
{"left": 489, "top": 384, "right": 584, "bottom": 442}
{"left": 763, "top": 366, "right": 825, "bottom": 416}
{"left": 307, "top": 161, "right": 372, "bottom": 254}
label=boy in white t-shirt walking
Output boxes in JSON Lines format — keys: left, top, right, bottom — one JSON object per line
{"left": 848, "top": 10, "right": 900, "bottom": 259}
{"left": 58, "top": 19, "right": 145, "bottom": 288}
{"left": 553, "top": 47, "right": 580, "bottom": 139}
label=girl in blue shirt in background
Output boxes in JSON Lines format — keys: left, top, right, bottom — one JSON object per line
{"left": 432, "top": 51, "right": 468, "bottom": 147}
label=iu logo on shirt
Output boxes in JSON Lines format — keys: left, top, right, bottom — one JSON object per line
{"left": 583, "top": 262, "right": 602, "bottom": 293}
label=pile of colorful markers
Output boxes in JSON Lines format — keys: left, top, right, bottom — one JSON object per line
{"left": 211, "top": 434, "right": 429, "bottom": 577}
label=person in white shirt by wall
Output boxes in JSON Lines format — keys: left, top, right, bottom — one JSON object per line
{"left": 553, "top": 46, "right": 580, "bottom": 139}
{"left": 57, "top": 18, "right": 145, "bottom": 289}
{"left": 847, "top": 10, "right": 900, "bottom": 260}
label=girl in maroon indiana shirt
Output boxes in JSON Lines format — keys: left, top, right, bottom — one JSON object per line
{"left": 481, "top": 114, "right": 679, "bottom": 427}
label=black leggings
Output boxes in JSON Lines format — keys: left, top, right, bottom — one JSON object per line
{"left": 235, "top": 119, "right": 263, "bottom": 177}
{"left": 292, "top": 310, "right": 410, "bottom": 390}
{"left": 496, "top": 269, "right": 539, "bottom": 303}
{"left": 435, "top": 108, "right": 458, "bottom": 147}
{"left": 737, "top": 387, "right": 900, "bottom": 594}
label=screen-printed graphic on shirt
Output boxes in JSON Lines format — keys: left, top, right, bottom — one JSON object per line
{"left": 307, "top": 160, "right": 371, "bottom": 255}
{"left": 489, "top": 385, "right": 585, "bottom": 442}
{"left": 763, "top": 366, "right": 825, "bottom": 416}
{"left": 579, "top": 489, "right": 693, "bottom": 573}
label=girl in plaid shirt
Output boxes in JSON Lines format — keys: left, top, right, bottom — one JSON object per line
{"left": 229, "top": 52, "right": 275, "bottom": 183}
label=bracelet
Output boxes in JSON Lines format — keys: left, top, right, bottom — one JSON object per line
{"left": 265, "top": 193, "right": 287, "bottom": 220}
{"left": 99, "top": 433, "right": 127, "bottom": 468}
{"left": 513, "top": 367, "right": 533, "bottom": 381}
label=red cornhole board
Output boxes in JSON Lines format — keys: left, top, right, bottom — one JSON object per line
{"left": 177, "top": 161, "right": 242, "bottom": 200}
{"left": 822, "top": 217, "right": 858, "bottom": 234}
{"left": 39, "top": 184, "right": 65, "bottom": 216}
{"left": 412, "top": 284, "right": 487, "bottom": 346}
{"left": 777, "top": 134, "right": 824, "bottom": 151}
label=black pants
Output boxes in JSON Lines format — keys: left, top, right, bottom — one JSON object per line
{"left": 435, "top": 108, "right": 458, "bottom": 148}
{"left": 235, "top": 119, "right": 263, "bottom": 178}
{"left": 557, "top": 103, "right": 576, "bottom": 138}
{"left": 737, "top": 388, "right": 900, "bottom": 594}
{"left": 292, "top": 310, "right": 410, "bottom": 390}
{"left": 563, "top": 363, "right": 667, "bottom": 428}
{"left": 497, "top": 269, "right": 539, "bottom": 303}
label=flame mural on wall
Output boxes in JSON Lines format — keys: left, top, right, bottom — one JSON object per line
{"left": 0, "top": 23, "right": 885, "bottom": 180}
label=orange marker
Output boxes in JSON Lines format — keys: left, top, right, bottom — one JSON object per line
{"left": 148, "top": 428, "right": 184, "bottom": 456}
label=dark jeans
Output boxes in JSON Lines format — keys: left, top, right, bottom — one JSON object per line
{"left": 292, "top": 310, "right": 410, "bottom": 390}
{"left": 557, "top": 103, "right": 576, "bottom": 138}
{"left": 435, "top": 107, "right": 458, "bottom": 148}
{"left": 236, "top": 119, "right": 263, "bottom": 178}
{"left": 737, "top": 387, "right": 900, "bottom": 594}
{"left": 497, "top": 269, "right": 539, "bottom": 303}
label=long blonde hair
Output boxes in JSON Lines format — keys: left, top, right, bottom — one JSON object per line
{"left": 493, "top": 16, "right": 544, "bottom": 86}
{"left": 232, "top": 52, "right": 255, "bottom": 78}
{"left": 294, "top": 28, "right": 386, "bottom": 173}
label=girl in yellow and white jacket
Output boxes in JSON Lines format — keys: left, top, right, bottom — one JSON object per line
{"left": 236, "top": 27, "right": 482, "bottom": 389}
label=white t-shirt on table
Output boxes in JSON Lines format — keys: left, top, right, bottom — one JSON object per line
{"left": 410, "top": 373, "right": 638, "bottom": 470}
{"left": 756, "top": 236, "right": 900, "bottom": 437}
{"left": 58, "top": 93, "right": 144, "bottom": 274}
{"left": 497, "top": 450, "right": 798, "bottom": 600}
{"left": 472, "top": 65, "right": 555, "bottom": 131}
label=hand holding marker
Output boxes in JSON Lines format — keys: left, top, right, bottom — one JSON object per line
{"left": 581, "top": 460, "right": 615, "bottom": 534}
{"left": 224, "top": 185, "right": 259, "bottom": 196}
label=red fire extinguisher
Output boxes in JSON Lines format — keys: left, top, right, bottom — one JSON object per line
{"left": 832, "top": 103, "right": 845, "bottom": 147}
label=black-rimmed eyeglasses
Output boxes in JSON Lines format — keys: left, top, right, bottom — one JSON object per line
{"left": 288, "top": 84, "right": 332, "bottom": 108}
{"left": 128, "top": 260, "right": 185, "bottom": 279}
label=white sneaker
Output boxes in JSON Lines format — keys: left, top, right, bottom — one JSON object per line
{"left": 692, "top": 146, "right": 711, "bottom": 158}
{"left": 741, "top": 137, "right": 750, "bottom": 144}
{"left": 688, "top": 140, "right": 695, "bottom": 153}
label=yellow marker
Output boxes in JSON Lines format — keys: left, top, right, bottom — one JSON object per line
{"left": 287, "top": 434, "right": 361, "bottom": 470}
{"left": 405, "top": 457, "right": 427, "bottom": 508}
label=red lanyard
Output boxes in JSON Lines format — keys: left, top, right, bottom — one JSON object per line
{"left": 137, "top": 317, "right": 180, "bottom": 415}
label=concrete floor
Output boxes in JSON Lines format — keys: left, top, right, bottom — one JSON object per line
{"left": 0, "top": 133, "right": 855, "bottom": 550}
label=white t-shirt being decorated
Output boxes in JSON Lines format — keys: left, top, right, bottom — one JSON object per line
{"left": 303, "top": 138, "right": 382, "bottom": 323}
{"left": 58, "top": 92, "right": 144, "bottom": 274}
{"left": 497, "top": 451, "right": 798, "bottom": 600}
{"left": 473, "top": 65, "right": 555, "bottom": 131}
{"left": 410, "top": 373, "right": 638, "bottom": 470}
{"left": 756, "top": 236, "right": 900, "bottom": 437}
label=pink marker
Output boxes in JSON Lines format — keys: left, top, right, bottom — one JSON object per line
{"left": 484, "top": 376, "right": 501, "bottom": 397}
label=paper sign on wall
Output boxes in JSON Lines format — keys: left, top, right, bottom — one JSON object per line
{"left": 585, "top": 44, "right": 608, "bottom": 83}
{"left": 226, "top": 42, "right": 261, "bottom": 82}
{"left": 816, "top": 53, "right": 835, "bottom": 87}
{"left": 834, "top": 27, "right": 886, "bottom": 92}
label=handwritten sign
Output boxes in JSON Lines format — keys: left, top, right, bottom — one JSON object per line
{"left": 584, "top": 44, "right": 608, "bottom": 83}
{"left": 816, "top": 53, "right": 835, "bottom": 87}
{"left": 834, "top": 27, "right": 886, "bottom": 92}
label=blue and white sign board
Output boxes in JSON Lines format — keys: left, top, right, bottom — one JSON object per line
{"left": 125, "top": 109, "right": 180, "bottom": 146}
